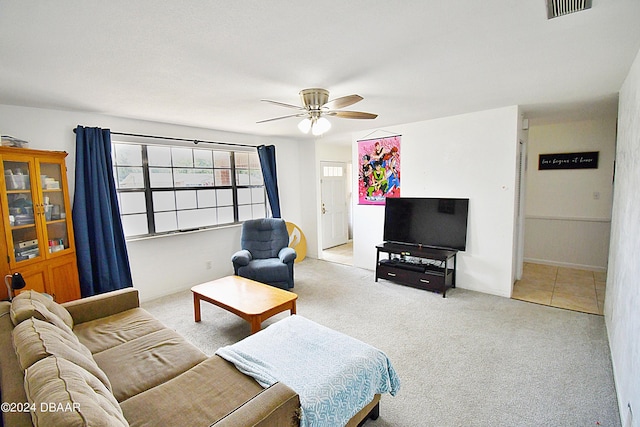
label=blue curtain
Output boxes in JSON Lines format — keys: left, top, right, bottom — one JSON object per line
{"left": 72, "top": 126, "right": 133, "bottom": 297}
{"left": 257, "top": 145, "right": 281, "bottom": 218}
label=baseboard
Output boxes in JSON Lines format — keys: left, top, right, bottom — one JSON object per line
{"left": 523, "top": 257, "right": 607, "bottom": 273}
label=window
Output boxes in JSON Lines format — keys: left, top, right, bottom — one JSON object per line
{"left": 112, "top": 142, "right": 267, "bottom": 238}
{"left": 322, "top": 165, "right": 343, "bottom": 177}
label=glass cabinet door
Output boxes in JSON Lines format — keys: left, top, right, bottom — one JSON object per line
{"left": 39, "top": 161, "right": 70, "bottom": 254}
{"left": 1, "top": 148, "right": 80, "bottom": 303}
{"left": 4, "top": 159, "right": 42, "bottom": 262}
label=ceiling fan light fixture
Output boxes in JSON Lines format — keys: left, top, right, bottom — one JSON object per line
{"left": 298, "top": 118, "right": 312, "bottom": 134}
{"left": 260, "top": 88, "right": 375, "bottom": 135}
{"left": 312, "top": 117, "right": 331, "bottom": 136}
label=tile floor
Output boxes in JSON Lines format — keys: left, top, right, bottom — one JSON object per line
{"left": 321, "top": 241, "right": 353, "bottom": 266}
{"left": 512, "top": 262, "right": 606, "bottom": 315}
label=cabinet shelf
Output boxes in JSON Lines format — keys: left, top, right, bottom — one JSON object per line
{"left": 375, "top": 242, "right": 457, "bottom": 297}
{"left": 10, "top": 224, "right": 36, "bottom": 230}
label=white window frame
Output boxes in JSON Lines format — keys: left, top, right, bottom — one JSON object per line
{"left": 112, "top": 141, "right": 267, "bottom": 238}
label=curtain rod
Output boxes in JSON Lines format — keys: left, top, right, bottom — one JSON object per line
{"left": 73, "top": 128, "right": 255, "bottom": 149}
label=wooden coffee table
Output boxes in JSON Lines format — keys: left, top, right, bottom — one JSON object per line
{"left": 191, "top": 276, "right": 298, "bottom": 334}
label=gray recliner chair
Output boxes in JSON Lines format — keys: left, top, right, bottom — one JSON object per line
{"left": 231, "top": 218, "right": 297, "bottom": 289}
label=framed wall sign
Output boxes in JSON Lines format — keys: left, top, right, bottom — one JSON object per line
{"left": 538, "top": 151, "right": 599, "bottom": 170}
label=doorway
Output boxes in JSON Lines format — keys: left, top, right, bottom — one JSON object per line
{"left": 319, "top": 161, "right": 352, "bottom": 264}
{"left": 513, "top": 116, "right": 615, "bottom": 313}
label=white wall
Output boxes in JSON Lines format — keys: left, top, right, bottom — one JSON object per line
{"left": 524, "top": 117, "right": 617, "bottom": 270}
{"left": 513, "top": 115, "right": 529, "bottom": 280}
{"left": 606, "top": 48, "right": 640, "bottom": 427}
{"left": 352, "top": 106, "right": 521, "bottom": 298}
{"left": 0, "top": 104, "right": 306, "bottom": 301}
{"left": 316, "top": 141, "right": 351, "bottom": 162}
{"left": 297, "top": 140, "right": 319, "bottom": 260}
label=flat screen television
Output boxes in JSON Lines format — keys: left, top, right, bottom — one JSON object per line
{"left": 383, "top": 197, "right": 469, "bottom": 251}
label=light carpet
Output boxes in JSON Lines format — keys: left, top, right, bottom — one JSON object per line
{"left": 143, "top": 258, "right": 620, "bottom": 427}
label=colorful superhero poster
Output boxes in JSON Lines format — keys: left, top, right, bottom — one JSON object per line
{"left": 357, "top": 135, "right": 401, "bottom": 205}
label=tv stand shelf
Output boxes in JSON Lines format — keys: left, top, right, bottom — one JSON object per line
{"left": 375, "top": 242, "right": 457, "bottom": 297}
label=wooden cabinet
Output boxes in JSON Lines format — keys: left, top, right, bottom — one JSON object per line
{"left": 0, "top": 147, "right": 80, "bottom": 302}
{"left": 375, "top": 242, "right": 458, "bottom": 297}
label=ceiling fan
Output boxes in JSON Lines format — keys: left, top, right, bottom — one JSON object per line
{"left": 257, "top": 88, "right": 378, "bottom": 136}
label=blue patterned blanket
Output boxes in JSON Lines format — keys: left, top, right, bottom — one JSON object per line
{"left": 215, "top": 315, "right": 400, "bottom": 427}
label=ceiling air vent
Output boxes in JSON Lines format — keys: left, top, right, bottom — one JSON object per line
{"left": 546, "top": 0, "right": 592, "bottom": 19}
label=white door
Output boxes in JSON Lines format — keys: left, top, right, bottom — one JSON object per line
{"left": 321, "top": 162, "right": 348, "bottom": 249}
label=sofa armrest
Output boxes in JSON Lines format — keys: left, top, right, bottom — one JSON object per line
{"left": 278, "top": 247, "right": 296, "bottom": 264}
{"left": 62, "top": 287, "right": 140, "bottom": 325}
{"left": 211, "top": 382, "right": 300, "bottom": 427}
{"left": 232, "top": 249, "right": 252, "bottom": 267}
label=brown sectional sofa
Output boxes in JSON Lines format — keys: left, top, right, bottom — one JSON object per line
{"left": 1, "top": 288, "right": 381, "bottom": 427}
{"left": 0, "top": 288, "right": 300, "bottom": 427}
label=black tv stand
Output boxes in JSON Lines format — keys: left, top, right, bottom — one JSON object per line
{"left": 375, "top": 242, "right": 458, "bottom": 297}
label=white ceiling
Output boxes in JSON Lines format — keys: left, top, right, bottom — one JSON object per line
{"left": 1, "top": 1, "right": 639, "bottom": 143}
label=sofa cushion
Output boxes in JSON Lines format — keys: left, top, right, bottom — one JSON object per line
{"left": 10, "top": 290, "right": 74, "bottom": 332}
{"left": 93, "top": 328, "right": 207, "bottom": 402}
{"left": 120, "top": 356, "right": 264, "bottom": 427}
{"left": 238, "top": 258, "right": 290, "bottom": 283}
{"left": 72, "top": 308, "right": 166, "bottom": 354}
{"left": 24, "top": 356, "right": 128, "bottom": 427}
{"left": 62, "top": 288, "right": 140, "bottom": 325}
{"left": 12, "top": 317, "right": 112, "bottom": 391}
{"left": 0, "top": 302, "right": 32, "bottom": 427}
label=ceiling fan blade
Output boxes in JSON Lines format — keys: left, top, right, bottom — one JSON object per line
{"left": 323, "top": 94, "right": 363, "bottom": 110}
{"left": 329, "top": 110, "right": 378, "bottom": 120}
{"left": 256, "top": 113, "right": 307, "bottom": 124}
{"left": 261, "top": 99, "right": 305, "bottom": 110}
